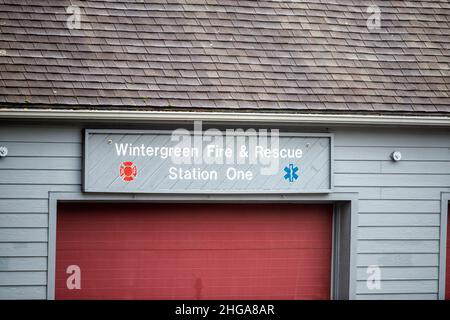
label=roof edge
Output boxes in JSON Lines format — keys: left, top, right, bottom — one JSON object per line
{"left": 1, "top": 108, "right": 450, "bottom": 127}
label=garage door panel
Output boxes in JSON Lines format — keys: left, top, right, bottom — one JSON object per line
{"left": 57, "top": 239, "right": 332, "bottom": 250}
{"left": 56, "top": 250, "right": 332, "bottom": 273}
{"left": 56, "top": 203, "right": 333, "bottom": 300}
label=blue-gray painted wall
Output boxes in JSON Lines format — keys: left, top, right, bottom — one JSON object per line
{"left": 0, "top": 123, "right": 449, "bottom": 300}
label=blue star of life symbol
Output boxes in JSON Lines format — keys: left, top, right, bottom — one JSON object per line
{"left": 283, "top": 164, "right": 299, "bottom": 182}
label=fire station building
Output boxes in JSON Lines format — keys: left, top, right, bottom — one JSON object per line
{"left": 0, "top": 1, "right": 449, "bottom": 300}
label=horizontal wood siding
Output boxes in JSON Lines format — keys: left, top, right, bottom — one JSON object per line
{"left": 356, "top": 267, "right": 439, "bottom": 280}
{"left": 0, "top": 124, "right": 449, "bottom": 299}
{"left": 0, "top": 124, "right": 82, "bottom": 299}
{"left": 0, "top": 257, "right": 48, "bottom": 271}
{"left": 335, "top": 127, "right": 450, "bottom": 299}
{"left": 356, "top": 293, "right": 437, "bottom": 300}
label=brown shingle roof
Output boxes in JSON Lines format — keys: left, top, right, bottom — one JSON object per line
{"left": 0, "top": 0, "right": 449, "bottom": 114}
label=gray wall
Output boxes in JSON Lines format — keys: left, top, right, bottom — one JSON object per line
{"left": 333, "top": 127, "right": 450, "bottom": 300}
{"left": 0, "top": 123, "right": 449, "bottom": 300}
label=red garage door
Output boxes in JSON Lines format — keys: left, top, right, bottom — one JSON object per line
{"left": 55, "top": 203, "right": 333, "bottom": 300}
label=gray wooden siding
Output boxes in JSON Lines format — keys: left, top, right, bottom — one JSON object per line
{"left": 0, "top": 124, "right": 449, "bottom": 299}
{"left": 0, "top": 124, "right": 82, "bottom": 300}
{"left": 334, "top": 127, "right": 450, "bottom": 300}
